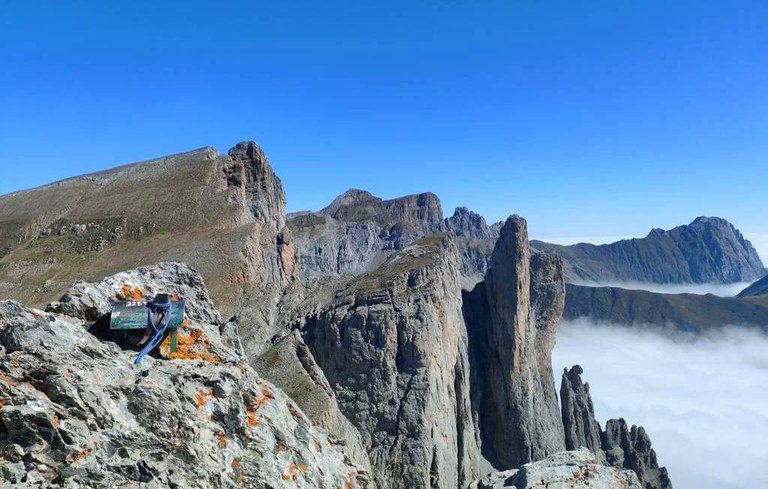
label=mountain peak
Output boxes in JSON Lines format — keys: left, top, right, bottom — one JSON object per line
{"left": 321, "top": 189, "right": 381, "bottom": 214}
{"left": 227, "top": 141, "right": 267, "bottom": 161}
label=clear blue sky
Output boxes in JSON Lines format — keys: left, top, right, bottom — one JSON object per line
{"left": 1, "top": 1, "right": 767, "bottom": 256}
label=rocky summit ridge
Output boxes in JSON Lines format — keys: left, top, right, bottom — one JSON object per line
{"left": 531, "top": 217, "right": 765, "bottom": 285}
{"left": 0, "top": 142, "right": 677, "bottom": 488}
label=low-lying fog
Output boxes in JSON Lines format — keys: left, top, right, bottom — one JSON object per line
{"left": 570, "top": 280, "right": 754, "bottom": 297}
{"left": 552, "top": 319, "right": 768, "bottom": 489}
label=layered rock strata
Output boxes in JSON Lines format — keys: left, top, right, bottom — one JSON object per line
{"left": 302, "top": 235, "right": 480, "bottom": 488}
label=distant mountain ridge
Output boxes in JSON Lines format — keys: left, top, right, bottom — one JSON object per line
{"left": 532, "top": 217, "right": 765, "bottom": 284}
{"left": 564, "top": 283, "right": 768, "bottom": 332}
{"left": 738, "top": 274, "right": 768, "bottom": 298}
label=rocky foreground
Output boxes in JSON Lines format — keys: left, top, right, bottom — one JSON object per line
{"left": 0, "top": 142, "right": 674, "bottom": 488}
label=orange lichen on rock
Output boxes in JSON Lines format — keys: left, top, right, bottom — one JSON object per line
{"left": 298, "top": 464, "right": 307, "bottom": 474}
{"left": 281, "top": 463, "right": 299, "bottom": 482}
{"left": 345, "top": 471, "right": 358, "bottom": 489}
{"left": 195, "top": 388, "right": 214, "bottom": 409}
{"left": 161, "top": 328, "right": 220, "bottom": 363}
{"left": 217, "top": 431, "right": 228, "bottom": 448}
{"left": 0, "top": 373, "right": 18, "bottom": 386}
{"left": 230, "top": 459, "right": 241, "bottom": 469}
{"left": 119, "top": 284, "right": 145, "bottom": 301}
{"left": 246, "top": 405, "right": 258, "bottom": 428}
{"left": 50, "top": 417, "right": 60, "bottom": 427}
{"left": 246, "top": 387, "right": 275, "bottom": 427}
{"left": 0, "top": 399, "right": 6, "bottom": 408}
{"left": 10, "top": 356, "right": 21, "bottom": 366}
{"left": 72, "top": 448, "right": 88, "bottom": 464}
{"left": 276, "top": 443, "right": 286, "bottom": 452}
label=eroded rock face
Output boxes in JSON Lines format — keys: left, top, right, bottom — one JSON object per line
{"left": 445, "top": 207, "right": 501, "bottom": 289}
{"left": 0, "top": 298, "right": 369, "bottom": 488}
{"left": 560, "top": 366, "right": 672, "bottom": 489}
{"left": 254, "top": 330, "right": 373, "bottom": 476}
{"left": 302, "top": 235, "right": 480, "bottom": 488}
{"left": 288, "top": 190, "right": 446, "bottom": 282}
{"left": 470, "top": 448, "right": 642, "bottom": 489}
{"left": 602, "top": 419, "right": 672, "bottom": 489}
{"left": 464, "top": 216, "right": 566, "bottom": 469}
{"left": 560, "top": 365, "right": 605, "bottom": 463}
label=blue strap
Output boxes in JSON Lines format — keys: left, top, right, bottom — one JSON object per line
{"left": 134, "top": 301, "right": 173, "bottom": 365}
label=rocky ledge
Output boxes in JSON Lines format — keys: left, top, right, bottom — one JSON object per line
{"left": 0, "top": 262, "right": 369, "bottom": 488}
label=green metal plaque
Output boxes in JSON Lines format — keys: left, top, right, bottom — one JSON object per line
{"left": 109, "top": 300, "right": 186, "bottom": 330}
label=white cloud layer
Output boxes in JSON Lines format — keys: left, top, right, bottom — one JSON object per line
{"left": 552, "top": 319, "right": 768, "bottom": 489}
{"left": 570, "top": 280, "right": 755, "bottom": 297}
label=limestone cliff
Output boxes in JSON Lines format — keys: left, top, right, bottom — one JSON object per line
{"left": 301, "top": 235, "right": 480, "bottom": 488}
{"left": 464, "top": 216, "right": 566, "bottom": 469}
{"left": 288, "top": 190, "right": 445, "bottom": 281}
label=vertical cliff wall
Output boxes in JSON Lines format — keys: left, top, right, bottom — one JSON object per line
{"left": 464, "top": 216, "right": 566, "bottom": 469}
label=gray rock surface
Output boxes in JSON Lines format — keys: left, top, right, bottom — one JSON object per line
{"left": 46, "top": 261, "right": 223, "bottom": 327}
{"left": 560, "top": 366, "right": 672, "bottom": 489}
{"left": 446, "top": 207, "right": 501, "bottom": 289}
{"left": 738, "top": 273, "right": 768, "bottom": 297}
{"left": 254, "top": 330, "right": 373, "bottom": 476}
{"left": 0, "top": 298, "right": 369, "bottom": 488}
{"left": 602, "top": 419, "right": 672, "bottom": 489}
{"left": 464, "top": 216, "right": 566, "bottom": 469}
{"left": 532, "top": 217, "right": 765, "bottom": 284}
{"left": 302, "top": 234, "right": 480, "bottom": 488}
{"left": 560, "top": 365, "right": 604, "bottom": 462}
{"left": 288, "top": 189, "right": 445, "bottom": 282}
{"left": 470, "top": 448, "right": 642, "bottom": 489}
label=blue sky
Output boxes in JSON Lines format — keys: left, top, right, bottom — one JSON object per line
{"left": 1, "top": 1, "right": 767, "bottom": 256}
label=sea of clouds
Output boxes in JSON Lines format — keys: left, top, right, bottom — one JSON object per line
{"left": 552, "top": 319, "right": 768, "bottom": 489}
{"left": 569, "top": 280, "right": 754, "bottom": 297}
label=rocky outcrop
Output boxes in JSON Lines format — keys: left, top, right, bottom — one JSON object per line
{"left": 464, "top": 216, "right": 566, "bottom": 469}
{"left": 302, "top": 234, "right": 480, "bottom": 488}
{"left": 564, "top": 283, "right": 768, "bottom": 333}
{"left": 532, "top": 217, "right": 765, "bottom": 284}
{"left": 738, "top": 274, "right": 768, "bottom": 297}
{"left": 45, "top": 261, "right": 223, "bottom": 327}
{"left": 602, "top": 419, "right": 672, "bottom": 489}
{"left": 288, "top": 190, "right": 445, "bottom": 282}
{"left": 445, "top": 207, "right": 501, "bottom": 289}
{"left": 560, "top": 365, "right": 604, "bottom": 462}
{"left": 254, "top": 330, "right": 373, "bottom": 476}
{"left": 560, "top": 366, "right": 672, "bottom": 489}
{"left": 470, "top": 448, "right": 642, "bottom": 489}
{"left": 0, "top": 265, "right": 369, "bottom": 488}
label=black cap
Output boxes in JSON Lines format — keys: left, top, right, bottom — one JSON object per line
{"left": 153, "top": 293, "right": 171, "bottom": 304}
